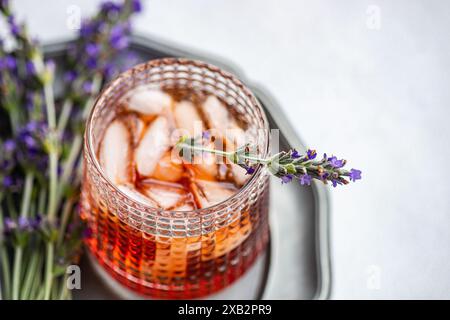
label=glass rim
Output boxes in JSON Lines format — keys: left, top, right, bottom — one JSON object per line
{"left": 85, "top": 57, "right": 270, "bottom": 217}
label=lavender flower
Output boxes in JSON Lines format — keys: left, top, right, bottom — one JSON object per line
{"left": 25, "top": 60, "right": 36, "bottom": 76}
{"left": 109, "top": 24, "right": 128, "bottom": 50}
{"left": 7, "top": 15, "right": 20, "bottom": 36}
{"left": 2, "top": 55, "right": 16, "bottom": 70}
{"left": 3, "top": 217, "right": 16, "bottom": 233}
{"left": 320, "top": 172, "right": 329, "bottom": 181}
{"left": 86, "top": 57, "right": 98, "bottom": 70}
{"left": 202, "top": 131, "right": 211, "bottom": 140}
{"left": 349, "top": 168, "right": 362, "bottom": 182}
{"left": 131, "top": 0, "right": 142, "bottom": 12}
{"left": 86, "top": 43, "right": 101, "bottom": 57}
{"left": 18, "top": 216, "right": 31, "bottom": 231}
{"left": 15, "top": 121, "right": 49, "bottom": 172}
{"left": 328, "top": 156, "right": 345, "bottom": 168}
{"left": 245, "top": 166, "right": 255, "bottom": 175}
{"left": 3, "top": 139, "right": 16, "bottom": 152}
{"left": 80, "top": 21, "right": 96, "bottom": 38}
{"left": 307, "top": 149, "right": 317, "bottom": 160}
{"left": 281, "top": 174, "right": 293, "bottom": 184}
{"left": 103, "top": 63, "right": 115, "bottom": 79}
{"left": 63, "top": 70, "right": 77, "bottom": 83}
{"left": 2, "top": 175, "right": 13, "bottom": 187}
{"left": 1, "top": 215, "right": 45, "bottom": 235}
{"left": 291, "top": 149, "right": 300, "bottom": 159}
{"left": 82, "top": 80, "right": 93, "bottom": 93}
{"left": 300, "top": 174, "right": 312, "bottom": 186}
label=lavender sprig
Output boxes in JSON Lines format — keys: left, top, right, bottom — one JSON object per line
{"left": 176, "top": 136, "right": 362, "bottom": 187}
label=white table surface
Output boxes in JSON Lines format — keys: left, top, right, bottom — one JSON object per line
{"left": 8, "top": 0, "right": 450, "bottom": 299}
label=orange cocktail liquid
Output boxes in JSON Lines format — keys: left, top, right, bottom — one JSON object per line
{"left": 80, "top": 87, "right": 269, "bottom": 299}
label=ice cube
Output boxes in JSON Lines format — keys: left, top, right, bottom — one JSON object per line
{"left": 201, "top": 95, "right": 255, "bottom": 145}
{"left": 152, "top": 151, "right": 184, "bottom": 182}
{"left": 117, "top": 184, "right": 157, "bottom": 207}
{"left": 201, "top": 95, "right": 233, "bottom": 132}
{"left": 135, "top": 116, "right": 170, "bottom": 177}
{"left": 190, "top": 180, "right": 237, "bottom": 208}
{"left": 224, "top": 128, "right": 251, "bottom": 186}
{"left": 201, "top": 96, "right": 252, "bottom": 186}
{"left": 141, "top": 180, "right": 192, "bottom": 210}
{"left": 173, "top": 100, "right": 204, "bottom": 137}
{"left": 122, "top": 113, "right": 145, "bottom": 146}
{"left": 173, "top": 203, "right": 196, "bottom": 211}
{"left": 230, "top": 163, "right": 249, "bottom": 186}
{"left": 225, "top": 127, "right": 247, "bottom": 149}
{"left": 184, "top": 141, "right": 218, "bottom": 180}
{"left": 126, "top": 87, "right": 172, "bottom": 116}
{"left": 99, "top": 119, "right": 133, "bottom": 184}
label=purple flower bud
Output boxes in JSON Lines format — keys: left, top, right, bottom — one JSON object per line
{"left": 82, "top": 81, "right": 93, "bottom": 93}
{"left": 291, "top": 149, "right": 300, "bottom": 159}
{"left": 25, "top": 120, "right": 39, "bottom": 132}
{"left": 331, "top": 179, "right": 342, "bottom": 188}
{"left": 80, "top": 21, "right": 95, "bottom": 38}
{"left": 25, "top": 94, "right": 34, "bottom": 111}
{"left": 0, "top": 160, "right": 12, "bottom": 171}
{"left": 349, "top": 168, "right": 362, "bottom": 182}
{"left": 7, "top": 16, "right": 20, "bottom": 36}
{"left": 299, "top": 174, "right": 312, "bottom": 186}
{"left": 5, "top": 55, "right": 16, "bottom": 70}
{"left": 3, "top": 217, "right": 16, "bottom": 233}
{"left": 103, "top": 63, "right": 115, "bottom": 79}
{"left": 30, "top": 215, "right": 43, "bottom": 229}
{"left": 86, "top": 43, "right": 100, "bottom": 57}
{"left": 202, "top": 131, "right": 211, "bottom": 140}
{"left": 23, "top": 135, "right": 37, "bottom": 149}
{"left": 131, "top": 0, "right": 142, "bottom": 13}
{"left": 281, "top": 174, "right": 293, "bottom": 184}
{"left": 3, "top": 139, "right": 16, "bottom": 152}
{"left": 245, "top": 166, "right": 255, "bottom": 175}
{"left": 2, "top": 176, "right": 13, "bottom": 188}
{"left": 86, "top": 57, "right": 98, "bottom": 69}
{"left": 18, "top": 216, "right": 30, "bottom": 231}
{"left": 307, "top": 149, "right": 317, "bottom": 160}
{"left": 328, "top": 156, "right": 344, "bottom": 168}
{"left": 26, "top": 61, "right": 36, "bottom": 76}
{"left": 109, "top": 24, "right": 128, "bottom": 50}
{"left": 63, "top": 70, "right": 77, "bottom": 82}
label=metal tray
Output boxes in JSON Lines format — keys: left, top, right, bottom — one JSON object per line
{"left": 43, "top": 35, "right": 332, "bottom": 300}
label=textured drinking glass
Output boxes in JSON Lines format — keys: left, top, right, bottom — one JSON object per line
{"left": 81, "top": 58, "right": 270, "bottom": 298}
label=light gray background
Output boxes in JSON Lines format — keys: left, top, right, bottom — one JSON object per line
{"left": 7, "top": 0, "right": 450, "bottom": 299}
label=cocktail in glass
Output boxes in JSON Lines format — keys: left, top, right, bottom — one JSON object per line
{"left": 81, "top": 58, "right": 270, "bottom": 298}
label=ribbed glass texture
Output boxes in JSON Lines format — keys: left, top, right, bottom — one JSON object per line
{"left": 81, "top": 58, "right": 270, "bottom": 298}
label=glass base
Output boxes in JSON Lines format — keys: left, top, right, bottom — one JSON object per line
{"left": 85, "top": 248, "right": 269, "bottom": 300}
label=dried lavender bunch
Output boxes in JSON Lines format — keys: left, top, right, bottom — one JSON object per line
{"left": 0, "top": 0, "right": 141, "bottom": 300}
{"left": 176, "top": 135, "right": 362, "bottom": 187}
